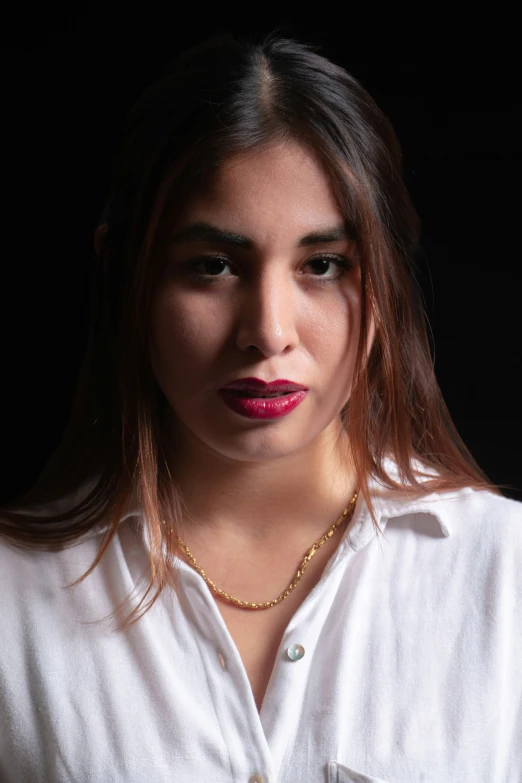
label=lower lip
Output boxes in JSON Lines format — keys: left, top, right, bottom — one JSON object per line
{"left": 219, "top": 390, "right": 308, "bottom": 419}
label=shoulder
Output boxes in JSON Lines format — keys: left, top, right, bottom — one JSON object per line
{"left": 442, "top": 487, "right": 522, "bottom": 536}
{"left": 0, "top": 519, "right": 103, "bottom": 598}
{"left": 457, "top": 489, "right": 522, "bottom": 566}
{"left": 378, "top": 455, "right": 522, "bottom": 538}
{"left": 425, "top": 489, "right": 522, "bottom": 588}
{"left": 403, "top": 456, "right": 522, "bottom": 535}
{"left": 379, "top": 465, "right": 522, "bottom": 576}
{"left": 0, "top": 474, "right": 107, "bottom": 573}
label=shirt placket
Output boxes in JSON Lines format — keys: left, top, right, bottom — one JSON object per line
{"left": 258, "top": 552, "right": 354, "bottom": 779}
{"left": 178, "top": 539, "right": 357, "bottom": 783}
{"left": 179, "top": 565, "right": 276, "bottom": 783}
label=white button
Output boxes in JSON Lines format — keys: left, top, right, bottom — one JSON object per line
{"left": 286, "top": 643, "right": 305, "bottom": 661}
{"left": 217, "top": 651, "right": 227, "bottom": 670}
{"left": 249, "top": 776, "right": 264, "bottom": 783}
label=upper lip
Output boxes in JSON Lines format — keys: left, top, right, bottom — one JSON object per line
{"left": 220, "top": 377, "right": 308, "bottom": 393}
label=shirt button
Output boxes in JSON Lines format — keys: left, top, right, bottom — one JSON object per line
{"left": 249, "top": 776, "right": 264, "bottom": 783}
{"left": 286, "top": 643, "right": 305, "bottom": 661}
{"left": 217, "top": 651, "right": 227, "bottom": 670}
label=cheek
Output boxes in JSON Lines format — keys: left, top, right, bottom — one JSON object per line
{"left": 302, "top": 292, "right": 361, "bottom": 411}
{"left": 148, "top": 292, "right": 227, "bottom": 382}
{"left": 304, "top": 291, "right": 360, "bottom": 362}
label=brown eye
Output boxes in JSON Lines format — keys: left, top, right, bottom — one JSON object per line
{"left": 188, "top": 256, "right": 234, "bottom": 278}
{"left": 305, "top": 255, "right": 353, "bottom": 282}
{"left": 184, "top": 253, "right": 353, "bottom": 285}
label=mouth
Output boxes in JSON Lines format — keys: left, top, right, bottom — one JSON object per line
{"left": 220, "top": 377, "right": 308, "bottom": 395}
{"left": 222, "top": 390, "right": 295, "bottom": 398}
{"left": 219, "top": 388, "right": 308, "bottom": 419}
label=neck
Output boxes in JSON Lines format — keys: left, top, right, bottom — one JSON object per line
{"left": 161, "top": 412, "right": 357, "bottom": 548}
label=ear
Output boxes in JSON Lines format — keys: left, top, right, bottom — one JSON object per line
{"left": 94, "top": 223, "right": 109, "bottom": 258}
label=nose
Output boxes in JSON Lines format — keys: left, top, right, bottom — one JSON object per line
{"left": 235, "top": 267, "right": 300, "bottom": 357}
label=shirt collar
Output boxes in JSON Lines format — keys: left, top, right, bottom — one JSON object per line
{"left": 344, "top": 455, "right": 476, "bottom": 551}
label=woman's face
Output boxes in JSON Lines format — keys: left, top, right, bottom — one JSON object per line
{"left": 148, "top": 139, "right": 375, "bottom": 466}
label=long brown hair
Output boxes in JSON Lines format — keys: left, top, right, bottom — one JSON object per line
{"left": 0, "top": 32, "right": 506, "bottom": 630}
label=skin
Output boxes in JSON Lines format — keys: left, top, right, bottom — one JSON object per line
{"left": 95, "top": 139, "right": 376, "bottom": 575}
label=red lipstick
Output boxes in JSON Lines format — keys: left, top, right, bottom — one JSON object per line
{"left": 219, "top": 377, "right": 308, "bottom": 419}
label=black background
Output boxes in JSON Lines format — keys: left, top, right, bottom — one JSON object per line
{"left": 1, "top": 16, "right": 520, "bottom": 504}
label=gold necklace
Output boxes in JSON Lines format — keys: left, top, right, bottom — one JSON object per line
{"left": 174, "top": 490, "right": 358, "bottom": 610}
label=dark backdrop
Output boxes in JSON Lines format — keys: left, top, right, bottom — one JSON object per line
{"left": 1, "top": 20, "right": 520, "bottom": 504}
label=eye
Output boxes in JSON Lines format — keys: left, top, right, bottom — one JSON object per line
{"left": 187, "top": 256, "right": 233, "bottom": 280}
{"left": 304, "top": 254, "right": 353, "bottom": 282}
{"left": 185, "top": 253, "right": 354, "bottom": 284}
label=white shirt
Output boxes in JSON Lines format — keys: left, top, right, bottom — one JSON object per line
{"left": 1, "top": 459, "right": 522, "bottom": 783}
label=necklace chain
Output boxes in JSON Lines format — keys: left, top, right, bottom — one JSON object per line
{"left": 174, "top": 490, "right": 358, "bottom": 610}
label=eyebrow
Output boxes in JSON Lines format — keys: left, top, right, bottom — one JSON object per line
{"left": 168, "top": 220, "right": 353, "bottom": 249}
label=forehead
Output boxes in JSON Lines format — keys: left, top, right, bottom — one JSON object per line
{"left": 173, "top": 140, "right": 344, "bottom": 239}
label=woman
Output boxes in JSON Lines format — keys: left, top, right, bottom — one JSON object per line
{"left": 0, "top": 33, "right": 520, "bottom": 783}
